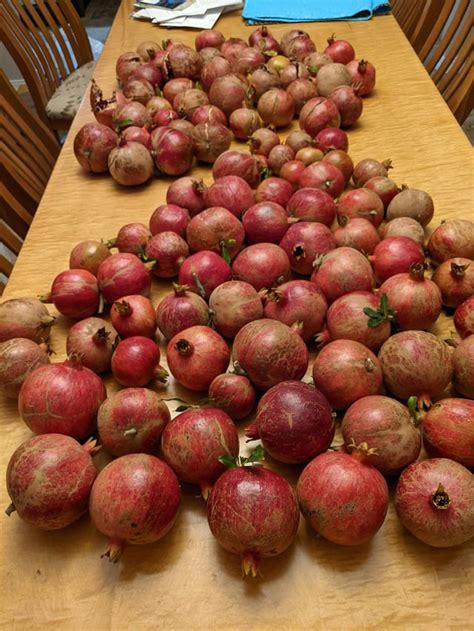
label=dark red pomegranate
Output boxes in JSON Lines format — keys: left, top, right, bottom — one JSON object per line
{"left": 299, "top": 97, "right": 341, "bottom": 137}
{"left": 337, "top": 188, "right": 384, "bottom": 228}
{"left": 428, "top": 219, "right": 474, "bottom": 262}
{"left": 149, "top": 204, "right": 190, "bottom": 238}
{"left": 247, "top": 381, "right": 334, "bottom": 463}
{"left": 121, "top": 124, "right": 152, "bottom": 147}
{"left": 89, "top": 453, "right": 180, "bottom": 561}
{"left": 212, "top": 151, "right": 261, "bottom": 188}
{"left": 209, "top": 280, "right": 263, "bottom": 338}
{"left": 0, "top": 298, "right": 55, "bottom": 344}
{"left": 286, "top": 188, "right": 336, "bottom": 227}
{"left": 110, "top": 295, "right": 156, "bottom": 338}
{"left": 297, "top": 448, "right": 389, "bottom": 545}
{"left": 369, "top": 237, "right": 425, "bottom": 283}
{"left": 333, "top": 217, "right": 380, "bottom": 254}
{"left": 42, "top": 269, "right": 99, "bottom": 319}
{"left": 325, "top": 35, "right": 355, "bottom": 64}
{"left": 69, "top": 240, "right": 111, "bottom": 276}
{"left": 66, "top": 317, "right": 117, "bottom": 374}
{"left": 166, "top": 325, "right": 230, "bottom": 392}
{"left": 243, "top": 202, "right": 292, "bottom": 244}
{"left": 279, "top": 222, "right": 336, "bottom": 276}
{"left": 178, "top": 251, "right": 232, "bottom": 299}
{"left": 208, "top": 463, "right": 300, "bottom": 576}
{"left": 145, "top": 231, "right": 189, "bottom": 278}
{"left": 208, "top": 373, "right": 256, "bottom": 420}
{"left": 315, "top": 127, "right": 348, "bottom": 152}
{"left": 18, "top": 357, "right": 107, "bottom": 439}
{"left": 112, "top": 336, "right": 167, "bottom": 387}
{"left": 200, "top": 55, "right": 232, "bottom": 91}
{"left": 342, "top": 395, "right": 421, "bottom": 475}
{"left": 279, "top": 160, "right": 306, "bottom": 188}
{"left": 0, "top": 338, "right": 49, "bottom": 398}
{"left": 328, "top": 85, "right": 363, "bottom": 128}
{"left": 113, "top": 101, "right": 152, "bottom": 131}
{"left": 73, "top": 122, "right": 118, "bottom": 173}
{"left": 111, "top": 222, "right": 151, "bottom": 254}
{"left": 298, "top": 161, "right": 345, "bottom": 198}
{"left": 191, "top": 104, "right": 227, "bottom": 126}
{"left": 454, "top": 296, "right": 474, "bottom": 338}
{"left": 395, "top": 458, "right": 474, "bottom": 547}
{"left": 97, "top": 253, "right": 151, "bottom": 303}
{"left": 322, "top": 149, "right": 354, "bottom": 182}
{"left": 116, "top": 51, "right": 142, "bottom": 84}
{"left": 452, "top": 335, "right": 474, "bottom": 399}
{"left": 232, "top": 243, "right": 291, "bottom": 291}
{"left": 232, "top": 319, "right": 308, "bottom": 390}
{"left": 150, "top": 127, "right": 194, "bottom": 176}
{"left": 97, "top": 388, "right": 171, "bottom": 457}
{"left": 195, "top": 29, "right": 225, "bottom": 51}
{"left": 185, "top": 207, "right": 244, "bottom": 261}
{"left": 311, "top": 247, "right": 375, "bottom": 304}
{"left": 203, "top": 176, "right": 255, "bottom": 218}
{"left": 346, "top": 59, "right": 376, "bottom": 96}
{"left": 156, "top": 283, "right": 209, "bottom": 340}
{"left": 431, "top": 257, "right": 474, "bottom": 307}
{"left": 161, "top": 407, "right": 239, "bottom": 498}
{"left": 364, "top": 176, "right": 399, "bottom": 209}
{"left": 153, "top": 109, "right": 178, "bottom": 127}
{"left": 166, "top": 176, "right": 206, "bottom": 216}
{"left": 378, "top": 331, "right": 453, "bottom": 408}
{"left": 6, "top": 434, "right": 97, "bottom": 530}
{"left": 255, "top": 177, "right": 294, "bottom": 208}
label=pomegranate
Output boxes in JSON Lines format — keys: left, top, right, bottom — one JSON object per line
{"left": 378, "top": 264, "right": 442, "bottom": 330}
{"left": 18, "top": 357, "right": 107, "bottom": 439}
{"left": 122, "top": 77, "right": 154, "bottom": 105}
{"left": 232, "top": 319, "right": 308, "bottom": 390}
{"left": 199, "top": 46, "right": 223, "bottom": 64}
{"left": 328, "top": 85, "right": 363, "bottom": 127}
{"left": 201, "top": 56, "right": 232, "bottom": 91}
{"left": 454, "top": 296, "right": 474, "bottom": 338}
{"left": 333, "top": 217, "right": 380, "bottom": 254}
{"left": 6, "top": 434, "right": 97, "bottom": 529}
{"left": 208, "top": 373, "right": 256, "bottom": 420}
{"left": 203, "top": 176, "right": 255, "bottom": 218}
{"left": 153, "top": 109, "right": 178, "bottom": 127}
{"left": 256, "top": 177, "right": 293, "bottom": 208}
{"left": 0, "top": 298, "right": 54, "bottom": 343}
{"left": 69, "top": 240, "right": 111, "bottom": 275}
{"left": 41, "top": 269, "right": 99, "bottom": 319}
{"left": 156, "top": 283, "right": 209, "bottom": 340}
{"left": 313, "top": 340, "right": 383, "bottom": 409}
{"left": 220, "top": 38, "right": 247, "bottom": 64}
{"left": 364, "top": 176, "right": 399, "bottom": 209}
{"left": 89, "top": 454, "right": 180, "bottom": 561}
{"left": 89, "top": 79, "right": 122, "bottom": 129}
{"left": 166, "top": 44, "right": 202, "bottom": 80}
{"left": 369, "top": 237, "right": 425, "bottom": 283}
{"left": 353, "top": 158, "right": 392, "bottom": 187}
{"left": 249, "top": 67, "right": 281, "bottom": 102}
{"left": 322, "top": 149, "right": 354, "bottom": 182}
{"left": 73, "top": 122, "right": 118, "bottom": 173}
{"left": 161, "top": 407, "right": 239, "bottom": 498}
{"left": 452, "top": 335, "right": 474, "bottom": 398}
{"left": 116, "top": 51, "right": 142, "bottom": 84}
{"left": 304, "top": 51, "right": 333, "bottom": 75}
{"left": 431, "top": 257, "right": 474, "bottom": 307}
{"left": 235, "top": 47, "right": 266, "bottom": 75}
{"left": 395, "top": 458, "right": 474, "bottom": 547}
{"left": 286, "top": 189, "right": 335, "bottom": 227}
{"left": 110, "top": 295, "right": 156, "bottom": 338}
{"left": 279, "top": 61, "right": 310, "bottom": 88}
{"left": 66, "top": 317, "right": 117, "bottom": 373}
{"left": 267, "top": 145, "right": 296, "bottom": 176}
{"left": 284, "top": 34, "right": 316, "bottom": 61}
{"left": 280, "top": 160, "right": 307, "bottom": 188}
{"left": 281, "top": 29, "right": 310, "bottom": 55}
{"left": 136, "top": 40, "right": 161, "bottom": 62}
{"left": 297, "top": 447, "right": 389, "bottom": 545}
{"left": 262, "top": 280, "right": 328, "bottom": 341}
{"left": 337, "top": 188, "right": 384, "bottom": 228}
{"left": 315, "top": 127, "right": 349, "bottom": 152}
{"left": 346, "top": 59, "right": 376, "bottom": 96}
{"left": 166, "top": 176, "right": 206, "bottom": 216}
{"left": 257, "top": 89, "right": 295, "bottom": 128}
{"left": 163, "top": 77, "right": 193, "bottom": 103}
{"left": 149, "top": 204, "right": 190, "bottom": 238}
{"left": 285, "top": 130, "right": 313, "bottom": 153}
{"left": 247, "top": 381, "right": 334, "bottom": 463}
{"left": 0, "top": 338, "right": 49, "bottom": 398}
{"left": 145, "top": 231, "right": 189, "bottom": 278}
{"left": 209, "top": 74, "right": 249, "bottom": 116}
{"left": 195, "top": 29, "right": 225, "bottom": 50}
{"left": 299, "top": 97, "right": 341, "bottom": 137}
{"left": 97, "top": 253, "right": 151, "bottom": 303}
{"left": 146, "top": 95, "right": 173, "bottom": 114}
{"left": 295, "top": 146, "right": 323, "bottom": 166}
{"left": 232, "top": 243, "right": 291, "bottom": 291}
{"left": 112, "top": 337, "right": 167, "bottom": 387}
{"left": 342, "top": 396, "right": 421, "bottom": 475}
{"left": 286, "top": 78, "right": 318, "bottom": 114}
{"left": 311, "top": 247, "right": 375, "bottom": 304}
{"left": 298, "top": 161, "right": 345, "bottom": 198}
{"left": 98, "top": 388, "right": 170, "bottom": 457}
{"left": 209, "top": 281, "right": 263, "bottom": 338}
{"left": 279, "top": 222, "right": 336, "bottom": 276}
{"left": 173, "top": 88, "right": 209, "bottom": 118}
{"left": 191, "top": 104, "right": 226, "bottom": 126}
{"left": 150, "top": 127, "right": 193, "bottom": 176}
{"left": 208, "top": 461, "right": 300, "bottom": 577}
{"left": 386, "top": 187, "right": 434, "bottom": 227}
{"left": 379, "top": 217, "right": 426, "bottom": 248}
{"left": 167, "top": 326, "right": 230, "bottom": 391}
{"left": 248, "top": 128, "right": 280, "bottom": 157}
{"left": 169, "top": 119, "right": 195, "bottom": 137}
{"left": 325, "top": 35, "right": 355, "bottom": 64}
{"left": 243, "top": 202, "right": 291, "bottom": 244}
{"left": 113, "top": 101, "right": 152, "bottom": 131}
{"left": 110, "top": 222, "right": 151, "bottom": 254}
{"left": 192, "top": 123, "right": 232, "bottom": 163}
{"left": 378, "top": 331, "right": 453, "bottom": 408}
{"left": 185, "top": 207, "right": 244, "bottom": 261}
{"left": 316, "top": 63, "right": 352, "bottom": 97}
{"left": 178, "top": 251, "right": 232, "bottom": 299}
{"left": 249, "top": 25, "right": 274, "bottom": 47}
{"left": 428, "top": 219, "right": 474, "bottom": 262}
{"left": 212, "top": 151, "right": 261, "bottom": 188}
{"left": 422, "top": 398, "right": 474, "bottom": 468}
{"left": 108, "top": 140, "right": 154, "bottom": 186}
{"left": 130, "top": 63, "right": 164, "bottom": 89}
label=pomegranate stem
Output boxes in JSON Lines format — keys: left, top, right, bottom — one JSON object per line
{"left": 101, "top": 540, "right": 124, "bottom": 563}
{"left": 241, "top": 551, "right": 261, "bottom": 578}
{"left": 431, "top": 483, "right": 451, "bottom": 510}
{"left": 5, "top": 503, "right": 16, "bottom": 517}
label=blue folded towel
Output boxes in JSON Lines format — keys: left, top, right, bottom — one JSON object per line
{"left": 243, "top": 0, "right": 390, "bottom": 23}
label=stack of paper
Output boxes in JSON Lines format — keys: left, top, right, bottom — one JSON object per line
{"left": 132, "top": 0, "right": 243, "bottom": 29}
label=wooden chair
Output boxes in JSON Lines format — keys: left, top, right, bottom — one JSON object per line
{"left": 0, "top": 0, "right": 95, "bottom": 132}
{"left": 0, "top": 70, "right": 60, "bottom": 295}
{"left": 391, "top": 0, "right": 474, "bottom": 123}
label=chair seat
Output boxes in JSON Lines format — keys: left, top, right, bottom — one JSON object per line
{"left": 46, "top": 60, "right": 96, "bottom": 121}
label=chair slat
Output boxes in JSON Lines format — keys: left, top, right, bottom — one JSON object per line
{"left": 0, "top": 221, "right": 23, "bottom": 255}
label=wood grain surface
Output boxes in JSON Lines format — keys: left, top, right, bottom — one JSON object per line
{"left": 0, "top": 4, "right": 473, "bottom": 630}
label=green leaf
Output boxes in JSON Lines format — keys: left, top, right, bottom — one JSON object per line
{"left": 363, "top": 307, "right": 379, "bottom": 318}
{"left": 242, "top": 445, "right": 265, "bottom": 465}
{"left": 218, "top": 454, "right": 238, "bottom": 468}
{"left": 367, "top": 318, "right": 382, "bottom": 328}
{"left": 115, "top": 118, "right": 133, "bottom": 131}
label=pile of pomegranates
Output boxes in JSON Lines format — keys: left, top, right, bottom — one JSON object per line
{"left": 1, "top": 24, "right": 473, "bottom": 578}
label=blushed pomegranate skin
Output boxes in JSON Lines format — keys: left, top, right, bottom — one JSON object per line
{"left": 379, "top": 217, "right": 426, "bottom": 248}
{"left": 0, "top": 338, "right": 49, "bottom": 398}
{"left": 208, "top": 373, "right": 256, "bottom": 420}
{"left": 363, "top": 176, "right": 399, "bottom": 209}
{"left": 333, "top": 218, "right": 380, "bottom": 254}
{"left": 342, "top": 396, "right": 421, "bottom": 475}
{"left": 248, "top": 381, "right": 334, "bottom": 464}
{"left": 149, "top": 204, "right": 190, "bottom": 238}
{"left": 452, "top": 336, "right": 474, "bottom": 399}
{"left": 98, "top": 388, "right": 171, "bottom": 457}
{"left": 18, "top": 358, "right": 106, "bottom": 440}
{"left": 207, "top": 465, "right": 300, "bottom": 576}
{"left": 47, "top": 269, "right": 100, "bottom": 319}
{"left": 232, "top": 244, "right": 291, "bottom": 291}
{"left": 73, "top": 122, "right": 118, "bottom": 173}
{"left": 97, "top": 253, "right": 151, "bottom": 303}
{"left": 297, "top": 451, "right": 389, "bottom": 545}
{"left": 243, "top": 202, "right": 291, "bottom": 244}
{"left": 89, "top": 454, "right": 180, "bottom": 561}
{"left": 69, "top": 240, "right": 111, "bottom": 275}
{"left": 145, "top": 231, "right": 189, "bottom": 279}
{"left": 66, "top": 317, "right": 117, "bottom": 373}
{"left": 286, "top": 188, "right": 336, "bottom": 227}
{"left": 319, "top": 291, "right": 392, "bottom": 352}
{"left": 346, "top": 59, "right": 376, "bottom": 96}
{"left": 178, "top": 250, "right": 232, "bottom": 299}
{"left": 311, "top": 247, "right": 375, "bottom": 304}
{"left": 379, "top": 267, "right": 443, "bottom": 331}
{"left": 209, "top": 280, "right": 263, "bottom": 338}
{"left": 156, "top": 284, "right": 209, "bottom": 340}
{"left": 313, "top": 340, "right": 383, "bottom": 409}
{"left": 298, "top": 161, "right": 345, "bottom": 198}
{"left": 161, "top": 407, "right": 239, "bottom": 497}
{"left": 166, "top": 177, "right": 206, "bottom": 216}
{"left": 431, "top": 257, "right": 474, "bottom": 307}
{"left": 369, "top": 237, "right": 425, "bottom": 284}
{"left": 299, "top": 97, "right": 341, "bottom": 137}
{"left": 262, "top": 280, "right": 328, "bottom": 341}
{"left": 233, "top": 319, "right": 308, "bottom": 390}
{"left": 212, "top": 150, "right": 261, "bottom": 188}
{"left": 6, "top": 434, "right": 97, "bottom": 530}
{"left": 378, "top": 331, "right": 453, "bottom": 407}
{"left": 112, "top": 222, "right": 151, "bottom": 255}
{"left": 203, "top": 176, "right": 255, "bottom": 218}
{"left": 110, "top": 295, "right": 156, "bottom": 338}
{"left": 428, "top": 219, "right": 474, "bottom": 262}
{"left": 395, "top": 458, "right": 474, "bottom": 547}
{"left": 256, "top": 177, "right": 294, "bottom": 208}
{"left": 454, "top": 297, "right": 474, "bottom": 338}
{"left": 186, "top": 207, "right": 244, "bottom": 259}
{"left": 279, "top": 222, "right": 336, "bottom": 276}
{"left": 112, "top": 336, "right": 165, "bottom": 387}
{"left": 422, "top": 398, "right": 474, "bottom": 468}
{"left": 337, "top": 188, "right": 384, "bottom": 228}
{"left": 167, "top": 325, "right": 230, "bottom": 391}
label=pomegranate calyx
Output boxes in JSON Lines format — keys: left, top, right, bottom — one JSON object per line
{"left": 155, "top": 365, "right": 169, "bottom": 383}
{"left": 176, "top": 339, "right": 193, "bottom": 356}
{"left": 114, "top": 300, "right": 132, "bottom": 317}
{"left": 65, "top": 353, "right": 85, "bottom": 369}
{"left": 83, "top": 437, "right": 101, "bottom": 455}
{"left": 172, "top": 282, "right": 190, "bottom": 296}
{"left": 41, "top": 314, "right": 56, "bottom": 328}
{"left": 38, "top": 292, "right": 52, "bottom": 304}
{"left": 364, "top": 293, "right": 396, "bottom": 328}
{"left": 241, "top": 551, "right": 261, "bottom": 578}
{"left": 338, "top": 214, "right": 349, "bottom": 227}
{"left": 431, "top": 483, "right": 451, "bottom": 510}
{"left": 232, "top": 360, "right": 248, "bottom": 376}
{"left": 327, "top": 33, "right": 336, "bottom": 45}
{"left": 382, "top": 159, "right": 393, "bottom": 170}
{"left": 417, "top": 393, "right": 432, "bottom": 411}
{"left": 347, "top": 438, "right": 378, "bottom": 458}
{"left": 200, "top": 483, "right": 212, "bottom": 501}
{"left": 451, "top": 262, "right": 469, "bottom": 277}
{"left": 292, "top": 244, "right": 306, "bottom": 260}
{"left": 5, "top": 503, "right": 16, "bottom": 517}
{"left": 314, "top": 329, "right": 331, "bottom": 347}
{"left": 409, "top": 262, "right": 427, "bottom": 280}
{"left": 358, "top": 60, "right": 368, "bottom": 73}
{"left": 101, "top": 539, "right": 124, "bottom": 563}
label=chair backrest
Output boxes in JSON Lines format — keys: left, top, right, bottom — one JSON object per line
{"left": 391, "top": 0, "right": 474, "bottom": 123}
{"left": 0, "top": 69, "right": 60, "bottom": 294}
{"left": 0, "top": 0, "right": 93, "bottom": 129}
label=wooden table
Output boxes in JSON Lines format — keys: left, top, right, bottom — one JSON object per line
{"left": 1, "top": 4, "right": 473, "bottom": 630}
